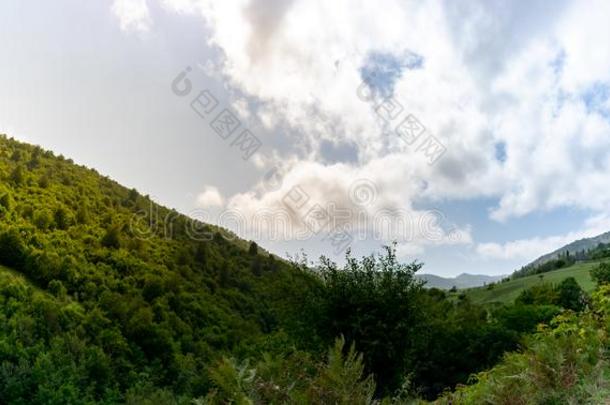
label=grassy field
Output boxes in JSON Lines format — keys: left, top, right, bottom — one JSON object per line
{"left": 464, "top": 260, "right": 601, "bottom": 305}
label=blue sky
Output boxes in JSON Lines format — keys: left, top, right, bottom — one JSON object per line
{"left": 2, "top": 0, "right": 610, "bottom": 277}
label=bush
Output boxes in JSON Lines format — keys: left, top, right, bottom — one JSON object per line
{"left": 592, "top": 262, "right": 610, "bottom": 286}
{"left": 101, "top": 225, "right": 121, "bottom": 249}
{"left": 0, "top": 229, "right": 26, "bottom": 269}
{"left": 556, "top": 277, "right": 586, "bottom": 311}
{"left": 311, "top": 245, "right": 424, "bottom": 393}
{"left": 438, "top": 288, "right": 610, "bottom": 404}
{"left": 34, "top": 210, "right": 53, "bottom": 230}
{"left": 201, "top": 337, "right": 376, "bottom": 404}
{"left": 0, "top": 190, "right": 12, "bottom": 211}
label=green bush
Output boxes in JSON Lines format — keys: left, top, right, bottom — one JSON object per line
{"left": 592, "top": 262, "right": 610, "bottom": 286}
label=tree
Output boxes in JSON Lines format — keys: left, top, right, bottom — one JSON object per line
{"left": 592, "top": 262, "right": 610, "bottom": 286}
{"left": 38, "top": 175, "right": 50, "bottom": 188}
{"left": 194, "top": 242, "right": 208, "bottom": 267}
{"left": 76, "top": 205, "right": 90, "bottom": 225}
{"left": 48, "top": 280, "right": 67, "bottom": 298}
{"left": 10, "top": 149, "right": 22, "bottom": 161}
{"left": 0, "top": 228, "right": 26, "bottom": 269}
{"left": 556, "top": 277, "right": 586, "bottom": 311}
{"left": 34, "top": 210, "right": 53, "bottom": 230}
{"left": 250, "top": 257, "right": 262, "bottom": 276}
{"left": 248, "top": 241, "right": 258, "bottom": 256}
{"left": 311, "top": 244, "right": 424, "bottom": 394}
{"left": 101, "top": 225, "right": 121, "bottom": 249}
{"left": 27, "top": 155, "right": 40, "bottom": 170}
{"left": 54, "top": 207, "right": 70, "bottom": 230}
{"left": 516, "top": 283, "right": 558, "bottom": 306}
{"left": 128, "top": 188, "right": 139, "bottom": 202}
{"left": 10, "top": 165, "right": 24, "bottom": 186}
{"left": 0, "top": 190, "right": 12, "bottom": 212}
{"left": 218, "top": 260, "right": 231, "bottom": 288}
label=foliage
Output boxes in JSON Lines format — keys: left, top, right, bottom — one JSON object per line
{"left": 0, "top": 135, "right": 318, "bottom": 403}
{"left": 308, "top": 245, "right": 425, "bottom": 393}
{"left": 591, "top": 262, "right": 610, "bottom": 286}
{"left": 299, "top": 247, "right": 554, "bottom": 399}
{"left": 514, "top": 242, "right": 610, "bottom": 281}
{"left": 436, "top": 286, "right": 610, "bottom": 404}
{"left": 1, "top": 135, "right": 607, "bottom": 403}
{"left": 557, "top": 277, "right": 587, "bottom": 311}
{"left": 465, "top": 260, "right": 596, "bottom": 305}
{"left": 515, "top": 277, "right": 587, "bottom": 312}
{"left": 200, "top": 336, "right": 376, "bottom": 404}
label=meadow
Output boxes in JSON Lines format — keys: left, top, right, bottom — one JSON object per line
{"left": 465, "top": 260, "right": 598, "bottom": 305}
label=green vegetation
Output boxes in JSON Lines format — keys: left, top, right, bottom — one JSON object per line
{"left": 465, "top": 260, "right": 597, "bottom": 305}
{"left": 591, "top": 262, "right": 610, "bottom": 285}
{"left": 513, "top": 241, "right": 610, "bottom": 280}
{"left": 0, "top": 135, "right": 319, "bottom": 403}
{"left": 2, "top": 134, "right": 610, "bottom": 403}
{"left": 437, "top": 285, "right": 610, "bottom": 404}
{"left": 515, "top": 277, "right": 587, "bottom": 311}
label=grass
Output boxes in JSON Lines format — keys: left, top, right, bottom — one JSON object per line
{"left": 464, "top": 260, "right": 600, "bottom": 305}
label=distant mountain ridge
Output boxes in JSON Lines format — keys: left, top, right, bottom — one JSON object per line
{"left": 525, "top": 231, "right": 610, "bottom": 269}
{"left": 417, "top": 273, "right": 505, "bottom": 289}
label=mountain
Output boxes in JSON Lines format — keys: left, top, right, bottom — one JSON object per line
{"left": 1, "top": 134, "right": 596, "bottom": 403}
{"left": 465, "top": 260, "right": 597, "bottom": 305}
{"left": 0, "top": 134, "right": 319, "bottom": 402}
{"left": 525, "top": 231, "right": 610, "bottom": 269}
{"left": 417, "top": 273, "right": 506, "bottom": 289}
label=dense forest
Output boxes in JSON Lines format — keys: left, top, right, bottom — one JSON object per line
{"left": 0, "top": 134, "right": 609, "bottom": 403}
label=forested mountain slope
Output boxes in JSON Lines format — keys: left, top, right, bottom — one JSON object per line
{"left": 2, "top": 134, "right": 608, "bottom": 404}
{"left": 513, "top": 231, "right": 610, "bottom": 280}
{"left": 0, "top": 134, "right": 319, "bottom": 402}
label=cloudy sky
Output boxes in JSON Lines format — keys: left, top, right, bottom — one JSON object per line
{"left": 2, "top": 0, "right": 610, "bottom": 276}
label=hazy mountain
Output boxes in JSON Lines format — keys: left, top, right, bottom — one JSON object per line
{"left": 417, "top": 273, "right": 506, "bottom": 290}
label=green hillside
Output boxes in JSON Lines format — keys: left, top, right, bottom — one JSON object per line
{"left": 3, "top": 133, "right": 610, "bottom": 403}
{"left": 0, "top": 263, "right": 43, "bottom": 292}
{"left": 0, "top": 134, "right": 322, "bottom": 403}
{"left": 465, "top": 260, "right": 599, "bottom": 305}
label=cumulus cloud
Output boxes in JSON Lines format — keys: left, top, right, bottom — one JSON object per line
{"left": 196, "top": 186, "right": 225, "bottom": 208}
{"left": 112, "top": 0, "right": 152, "bottom": 33}
{"left": 119, "top": 0, "right": 610, "bottom": 258}
{"left": 221, "top": 157, "right": 472, "bottom": 249}
{"left": 243, "top": 0, "right": 297, "bottom": 62}
{"left": 477, "top": 236, "right": 576, "bottom": 262}
{"left": 477, "top": 214, "right": 610, "bottom": 262}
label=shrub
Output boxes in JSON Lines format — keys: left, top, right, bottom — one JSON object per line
{"left": 101, "top": 225, "right": 121, "bottom": 249}
{"left": 0, "top": 228, "right": 26, "bottom": 269}
{"left": 592, "top": 262, "right": 610, "bottom": 286}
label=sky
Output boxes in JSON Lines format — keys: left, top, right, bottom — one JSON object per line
{"left": 2, "top": 0, "right": 610, "bottom": 277}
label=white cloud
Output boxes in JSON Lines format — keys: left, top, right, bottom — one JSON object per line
{"left": 477, "top": 213, "right": 610, "bottom": 261}
{"left": 222, "top": 156, "right": 472, "bottom": 247}
{"left": 557, "top": 0, "right": 610, "bottom": 92}
{"left": 150, "top": 0, "right": 610, "bottom": 254}
{"left": 477, "top": 236, "right": 575, "bottom": 262}
{"left": 196, "top": 186, "right": 225, "bottom": 208}
{"left": 112, "top": 0, "right": 152, "bottom": 33}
